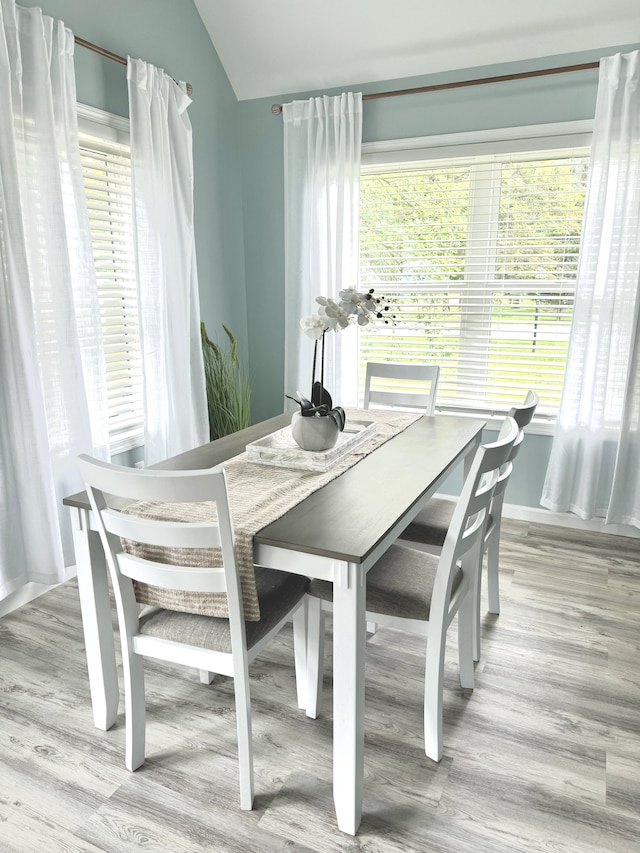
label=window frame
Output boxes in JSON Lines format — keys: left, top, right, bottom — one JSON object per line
{"left": 360, "top": 120, "right": 594, "bottom": 435}
{"left": 77, "top": 103, "right": 143, "bottom": 454}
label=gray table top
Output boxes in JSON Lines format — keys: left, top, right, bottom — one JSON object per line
{"left": 64, "top": 412, "right": 485, "bottom": 565}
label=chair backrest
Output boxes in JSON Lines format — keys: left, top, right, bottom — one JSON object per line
{"left": 508, "top": 390, "right": 539, "bottom": 432}
{"left": 492, "top": 390, "right": 540, "bottom": 500}
{"left": 488, "top": 416, "right": 521, "bottom": 502}
{"left": 436, "top": 417, "right": 519, "bottom": 600}
{"left": 363, "top": 362, "right": 440, "bottom": 415}
{"left": 77, "top": 455, "right": 244, "bottom": 629}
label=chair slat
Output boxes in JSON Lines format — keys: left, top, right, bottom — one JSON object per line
{"left": 364, "top": 362, "right": 440, "bottom": 415}
{"left": 368, "top": 390, "right": 436, "bottom": 410}
{"left": 78, "top": 454, "right": 227, "bottom": 504}
{"left": 117, "top": 553, "right": 227, "bottom": 593}
{"left": 103, "top": 508, "right": 222, "bottom": 550}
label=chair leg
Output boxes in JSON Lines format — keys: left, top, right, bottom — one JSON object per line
{"left": 457, "top": 590, "right": 475, "bottom": 690}
{"left": 292, "top": 599, "right": 307, "bottom": 710}
{"left": 124, "top": 653, "right": 146, "bottom": 772}
{"left": 423, "top": 619, "right": 446, "bottom": 762}
{"left": 306, "top": 597, "right": 325, "bottom": 720}
{"left": 199, "top": 670, "right": 215, "bottom": 684}
{"left": 487, "top": 531, "right": 501, "bottom": 615}
{"left": 472, "top": 548, "right": 483, "bottom": 662}
{"left": 233, "top": 661, "right": 254, "bottom": 811}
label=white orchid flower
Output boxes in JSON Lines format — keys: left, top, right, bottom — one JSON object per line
{"left": 315, "top": 295, "right": 335, "bottom": 308}
{"left": 296, "top": 288, "right": 395, "bottom": 407}
{"left": 300, "top": 313, "right": 329, "bottom": 340}
{"left": 341, "top": 287, "right": 377, "bottom": 305}
{"left": 319, "top": 298, "right": 353, "bottom": 330}
{"left": 338, "top": 287, "right": 359, "bottom": 301}
{"left": 337, "top": 288, "right": 360, "bottom": 315}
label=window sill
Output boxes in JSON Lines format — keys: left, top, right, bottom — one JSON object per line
{"left": 109, "top": 429, "right": 144, "bottom": 456}
{"left": 483, "top": 415, "right": 555, "bottom": 437}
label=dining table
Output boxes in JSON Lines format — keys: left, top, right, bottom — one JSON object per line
{"left": 63, "top": 410, "right": 485, "bottom": 835}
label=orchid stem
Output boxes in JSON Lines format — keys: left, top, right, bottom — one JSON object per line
{"left": 321, "top": 332, "right": 325, "bottom": 389}
{"left": 311, "top": 339, "right": 318, "bottom": 399}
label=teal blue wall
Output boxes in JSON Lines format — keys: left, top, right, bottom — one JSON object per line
{"left": 22, "top": 0, "right": 249, "bottom": 376}
{"left": 238, "top": 44, "right": 639, "bottom": 508}
{"left": 13, "top": 3, "right": 639, "bottom": 509}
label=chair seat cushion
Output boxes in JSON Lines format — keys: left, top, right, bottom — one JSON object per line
{"left": 309, "top": 543, "right": 462, "bottom": 622}
{"left": 137, "top": 568, "right": 309, "bottom": 653}
{"left": 401, "top": 497, "right": 456, "bottom": 547}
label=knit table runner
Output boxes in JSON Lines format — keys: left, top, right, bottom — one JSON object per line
{"left": 125, "top": 408, "right": 422, "bottom": 620}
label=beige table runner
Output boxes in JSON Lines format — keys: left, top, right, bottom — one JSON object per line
{"left": 126, "top": 408, "right": 422, "bottom": 620}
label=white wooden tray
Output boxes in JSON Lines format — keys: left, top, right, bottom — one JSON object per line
{"left": 246, "top": 418, "right": 377, "bottom": 472}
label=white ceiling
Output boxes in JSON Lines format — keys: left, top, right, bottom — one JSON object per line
{"left": 194, "top": 0, "right": 640, "bottom": 102}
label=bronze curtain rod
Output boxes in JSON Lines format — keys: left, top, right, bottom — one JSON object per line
{"left": 270, "top": 60, "right": 599, "bottom": 115}
{"left": 74, "top": 35, "right": 193, "bottom": 97}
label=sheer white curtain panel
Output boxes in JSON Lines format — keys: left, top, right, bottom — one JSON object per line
{"left": 127, "top": 58, "right": 208, "bottom": 465}
{"left": 541, "top": 50, "right": 640, "bottom": 527}
{"left": 283, "top": 92, "right": 362, "bottom": 408}
{"left": 0, "top": 0, "right": 109, "bottom": 599}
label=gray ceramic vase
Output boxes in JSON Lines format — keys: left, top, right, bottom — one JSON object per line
{"left": 291, "top": 411, "right": 340, "bottom": 452}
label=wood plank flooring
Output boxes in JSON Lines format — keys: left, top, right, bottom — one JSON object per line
{"left": 0, "top": 520, "right": 638, "bottom": 851}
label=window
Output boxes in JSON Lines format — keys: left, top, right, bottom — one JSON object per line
{"left": 358, "top": 123, "right": 592, "bottom": 420}
{"left": 78, "top": 106, "right": 143, "bottom": 452}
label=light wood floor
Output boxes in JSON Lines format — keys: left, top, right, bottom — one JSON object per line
{"left": 0, "top": 520, "right": 638, "bottom": 852}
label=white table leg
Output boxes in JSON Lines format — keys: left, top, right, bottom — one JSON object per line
{"left": 331, "top": 560, "right": 366, "bottom": 835}
{"left": 71, "top": 508, "right": 119, "bottom": 730}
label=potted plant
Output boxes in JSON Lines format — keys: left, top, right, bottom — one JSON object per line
{"left": 201, "top": 323, "right": 252, "bottom": 440}
{"left": 287, "top": 287, "right": 395, "bottom": 451}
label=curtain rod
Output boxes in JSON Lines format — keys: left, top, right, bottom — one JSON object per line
{"left": 74, "top": 35, "right": 193, "bottom": 97}
{"left": 270, "top": 60, "right": 599, "bottom": 115}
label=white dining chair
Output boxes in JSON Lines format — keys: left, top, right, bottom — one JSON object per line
{"left": 362, "top": 360, "right": 442, "bottom": 635}
{"left": 398, "top": 390, "right": 539, "bottom": 659}
{"left": 305, "top": 417, "right": 519, "bottom": 762}
{"left": 77, "top": 455, "right": 309, "bottom": 811}
{"left": 363, "top": 361, "right": 440, "bottom": 415}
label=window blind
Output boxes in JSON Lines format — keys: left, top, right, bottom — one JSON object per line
{"left": 358, "top": 147, "right": 589, "bottom": 418}
{"left": 79, "top": 132, "right": 143, "bottom": 450}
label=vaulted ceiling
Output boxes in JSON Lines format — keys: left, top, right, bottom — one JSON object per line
{"left": 193, "top": 0, "right": 640, "bottom": 101}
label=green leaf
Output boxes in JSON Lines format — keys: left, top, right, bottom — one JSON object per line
{"left": 201, "top": 322, "right": 252, "bottom": 440}
{"left": 329, "top": 406, "right": 346, "bottom": 431}
{"left": 311, "top": 381, "right": 333, "bottom": 409}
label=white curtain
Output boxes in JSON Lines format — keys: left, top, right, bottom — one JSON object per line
{"left": 541, "top": 50, "right": 640, "bottom": 527}
{"left": 0, "top": 0, "right": 109, "bottom": 599}
{"left": 283, "top": 92, "right": 362, "bottom": 408}
{"left": 127, "top": 58, "right": 208, "bottom": 465}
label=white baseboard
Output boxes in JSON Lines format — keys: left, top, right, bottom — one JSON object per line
{"left": 433, "top": 493, "right": 640, "bottom": 538}
{"left": 502, "top": 503, "right": 640, "bottom": 538}
{"left": 0, "top": 566, "right": 78, "bottom": 619}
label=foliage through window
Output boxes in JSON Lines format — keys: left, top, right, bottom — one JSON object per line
{"left": 79, "top": 123, "right": 142, "bottom": 451}
{"left": 358, "top": 143, "right": 590, "bottom": 419}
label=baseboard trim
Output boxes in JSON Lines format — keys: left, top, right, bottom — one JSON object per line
{"left": 0, "top": 566, "right": 78, "bottom": 619}
{"left": 502, "top": 503, "right": 640, "bottom": 538}
{"left": 433, "top": 493, "right": 640, "bottom": 538}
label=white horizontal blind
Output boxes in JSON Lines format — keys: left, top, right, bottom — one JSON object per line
{"left": 358, "top": 146, "right": 590, "bottom": 418}
{"left": 79, "top": 131, "right": 143, "bottom": 450}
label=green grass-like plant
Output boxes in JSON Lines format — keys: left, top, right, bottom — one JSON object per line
{"left": 201, "top": 323, "right": 251, "bottom": 440}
